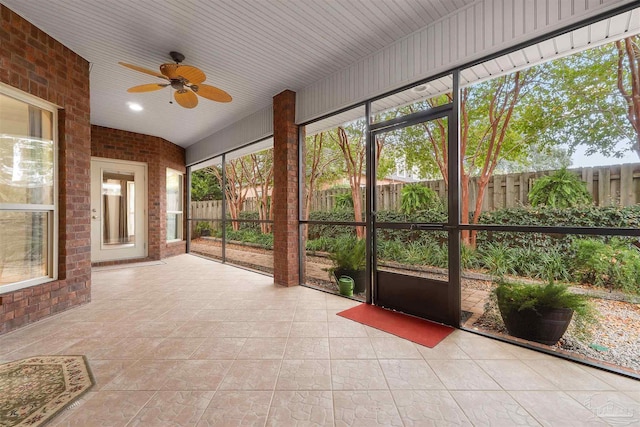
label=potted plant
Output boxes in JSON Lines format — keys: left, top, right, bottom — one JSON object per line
{"left": 495, "top": 280, "right": 591, "bottom": 345}
{"left": 328, "top": 237, "right": 367, "bottom": 294}
{"left": 195, "top": 221, "right": 212, "bottom": 237}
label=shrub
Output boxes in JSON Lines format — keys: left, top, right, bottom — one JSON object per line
{"left": 400, "top": 184, "right": 442, "bottom": 214}
{"left": 333, "top": 192, "right": 354, "bottom": 211}
{"left": 376, "top": 239, "right": 405, "bottom": 262}
{"left": 477, "top": 205, "right": 640, "bottom": 255}
{"left": 460, "top": 244, "right": 479, "bottom": 269}
{"left": 479, "top": 243, "right": 515, "bottom": 278}
{"left": 305, "top": 236, "right": 335, "bottom": 252}
{"left": 479, "top": 205, "right": 640, "bottom": 228}
{"left": 225, "top": 228, "right": 273, "bottom": 249}
{"left": 528, "top": 168, "right": 592, "bottom": 208}
{"left": 489, "top": 205, "right": 625, "bottom": 234}
{"left": 572, "top": 238, "right": 640, "bottom": 293}
{"left": 477, "top": 242, "right": 572, "bottom": 282}
{"left": 307, "top": 211, "right": 361, "bottom": 240}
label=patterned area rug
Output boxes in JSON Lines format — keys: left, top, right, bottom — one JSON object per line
{"left": 0, "top": 355, "right": 94, "bottom": 427}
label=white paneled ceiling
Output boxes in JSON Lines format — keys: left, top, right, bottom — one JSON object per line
{"left": 1, "top": 0, "right": 474, "bottom": 147}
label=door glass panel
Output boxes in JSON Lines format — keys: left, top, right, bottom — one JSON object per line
{"left": 374, "top": 119, "right": 449, "bottom": 222}
{"left": 102, "top": 171, "right": 135, "bottom": 246}
{"left": 376, "top": 228, "right": 449, "bottom": 280}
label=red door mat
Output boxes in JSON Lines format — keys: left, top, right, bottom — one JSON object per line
{"left": 337, "top": 303, "right": 454, "bottom": 348}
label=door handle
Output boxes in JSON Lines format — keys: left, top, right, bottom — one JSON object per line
{"left": 409, "top": 224, "right": 446, "bottom": 231}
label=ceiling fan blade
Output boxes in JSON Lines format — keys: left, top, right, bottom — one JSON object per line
{"left": 174, "top": 89, "right": 198, "bottom": 108}
{"left": 192, "top": 83, "right": 232, "bottom": 103}
{"left": 160, "top": 63, "right": 179, "bottom": 79}
{"left": 119, "top": 62, "right": 168, "bottom": 80}
{"left": 175, "top": 65, "right": 206, "bottom": 84}
{"left": 127, "top": 83, "right": 169, "bottom": 93}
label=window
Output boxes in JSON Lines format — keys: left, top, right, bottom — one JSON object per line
{"left": 166, "top": 168, "right": 183, "bottom": 241}
{"left": 0, "top": 86, "right": 57, "bottom": 291}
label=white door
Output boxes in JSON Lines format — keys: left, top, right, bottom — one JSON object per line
{"left": 91, "top": 158, "right": 147, "bottom": 262}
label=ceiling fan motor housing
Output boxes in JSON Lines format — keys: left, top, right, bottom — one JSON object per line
{"left": 170, "top": 79, "right": 185, "bottom": 90}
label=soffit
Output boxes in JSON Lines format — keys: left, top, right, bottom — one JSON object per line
{"left": 1, "top": 0, "right": 473, "bottom": 147}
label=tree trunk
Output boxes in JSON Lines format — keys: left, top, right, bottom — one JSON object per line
{"left": 352, "top": 184, "right": 364, "bottom": 239}
{"left": 615, "top": 37, "right": 640, "bottom": 158}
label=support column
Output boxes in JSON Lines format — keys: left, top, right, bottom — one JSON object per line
{"left": 273, "top": 90, "right": 299, "bottom": 286}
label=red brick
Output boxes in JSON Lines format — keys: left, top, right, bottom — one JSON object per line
{"left": 1, "top": 5, "right": 91, "bottom": 335}
{"left": 272, "top": 90, "right": 299, "bottom": 287}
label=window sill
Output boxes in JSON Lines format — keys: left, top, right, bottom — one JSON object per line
{"left": 0, "top": 276, "right": 56, "bottom": 295}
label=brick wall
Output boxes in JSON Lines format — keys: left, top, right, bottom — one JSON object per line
{"left": 0, "top": 6, "right": 92, "bottom": 334}
{"left": 91, "top": 125, "right": 187, "bottom": 262}
{"left": 272, "top": 90, "right": 299, "bottom": 286}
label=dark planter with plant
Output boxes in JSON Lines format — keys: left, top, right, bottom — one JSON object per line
{"left": 329, "top": 237, "right": 367, "bottom": 294}
{"left": 495, "top": 280, "right": 591, "bottom": 345}
{"left": 195, "top": 221, "right": 212, "bottom": 237}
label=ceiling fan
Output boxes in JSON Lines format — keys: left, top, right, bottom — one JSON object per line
{"left": 119, "top": 51, "right": 232, "bottom": 109}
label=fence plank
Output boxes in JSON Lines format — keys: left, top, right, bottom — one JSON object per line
{"left": 493, "top": 175, "right": 503, "bottom": 210}
{"left": 505, "top": 174, "right": 515, "bottom": 208}
{"left": 599, "top": 167, "right": 611, "bottom": 206}
{"left": 621, "top": 163, "right": 634, "bottom": 206}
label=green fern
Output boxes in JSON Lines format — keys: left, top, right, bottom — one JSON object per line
{"left": 528, "top": 168, "right": 592, "bottom": 208}
{"left": 400, "top": 183, "right": 442, "bottom": 214}
{"left": 495, "top": 280, "right": 590, "bottom": 316}
{"left": 328, "top": 237, "right": 366, "bottom": 271}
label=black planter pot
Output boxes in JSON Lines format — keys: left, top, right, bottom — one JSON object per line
{"left": 334, "top": 269, "right": 367, "bottom": 294}
{"left": 499, "top": 306, "right": 574, "bottom": 346}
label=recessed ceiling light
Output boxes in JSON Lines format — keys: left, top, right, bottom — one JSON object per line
{"left": 127, "top": 102, "right": 143, "bottom": 111}
{"left": 412, "top": 84, "right": 430, "bottom": 93}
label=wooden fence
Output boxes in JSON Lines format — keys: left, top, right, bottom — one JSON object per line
{"left": 191, "top": 163, "right": 640, "bottom": 221}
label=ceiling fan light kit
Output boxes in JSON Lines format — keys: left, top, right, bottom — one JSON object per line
{"left": 119, "top": 51, "right": 232, "bottom": 109}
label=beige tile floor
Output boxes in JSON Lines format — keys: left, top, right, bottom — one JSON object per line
{"left": 1, "top": 254, "right": 639, "bottom": 426}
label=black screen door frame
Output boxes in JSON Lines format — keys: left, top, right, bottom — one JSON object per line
{"left": 366, "top": 78, "right": 461, "bottom": 326}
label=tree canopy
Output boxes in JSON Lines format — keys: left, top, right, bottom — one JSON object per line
{"left": 190, "top": 169, "right": 222, "bottom": 201}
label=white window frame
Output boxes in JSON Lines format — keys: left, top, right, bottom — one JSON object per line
{"left": 166, "top": 168, "right": 183, "bottom": 242}
{"left": 0, "top": 82, "right": 59, "bottom": 293}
